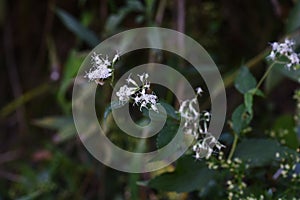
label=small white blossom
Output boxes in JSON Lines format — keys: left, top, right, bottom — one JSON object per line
{"left": 84, "top": 52, "right": 119, "bottom": 85}
{"left": 116, "top": 85, "right": 135, "bottom": 104}
{"left": 269, "top": 38, "right": 300, "bottom": 70}
{"left": 177, "top": 89, "right": 225, "bottom": 159}
{"left": 115, "top": 73, "right": 159, "bottom": 112}
{"left": 196, "top": 87, "right": 203, "bottom": 95}
{"left": 134, "top": 88, "right": 158, "bottom": 112}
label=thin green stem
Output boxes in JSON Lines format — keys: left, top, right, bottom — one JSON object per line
{"left": 255, "top": 62, "right": 275, "bottom": 91}
{"left": 255, "top": 61, "right": 286, "bottom": 91}
{"left": 228, "top": 133, "right": 238, "bottom": 161}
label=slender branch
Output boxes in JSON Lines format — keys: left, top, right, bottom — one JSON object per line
{"left": 228, "top": 133, "right": 238, "bottom": 161}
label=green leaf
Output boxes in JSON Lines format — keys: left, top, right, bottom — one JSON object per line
{"left": 272, "top": 115, "right": 299, "bottom": 150}
{"left": 244, "top": 92, "right": 253, "bottom": 115}
{"left": 248, "top": 88, "right": 264, "bottom": 97}
{"left": 156, "top": 120, "right": 179, "bottom": 149}
{"left": 234, "top": 66, "right": 257, "bottom": 94}
{"left": 286, "top": 1, "right": 300, "bottom": 33}
{"left": 159, "top": 102, "right": 179, "bottom": 120}
{"left": 231, "top": 104, "right": 253, "bottom": 134}
{"left": 33, "top": 116, "right": 73, "bottom": 130}
{"left": 105, "top": 0, "right": 144, "bottom": 33}
{"left": 57, "top": 50, "right": 85, "bottom": 113}
{"left": 56, "top": 8, "right": 99, "bottom": 47}
{"left": 265, "top": 67, "right": 284, "bottom": 93}
{"left": 275, "top": 62, "right": 300, "bottom": 82}
{"left": 53, "top": 124, "right": 77, "bottom": 143}
{"left": 234, "top": 139, "right": 294, "bottom": 167}
{"left": 148, "top": 156, "right": 215, "bottom": 192}
{"left": 267, "top": 57, "right": 300, "bottom": 82}
{"left": 103, "top": 101, "right": 124, "bottom": 119}
{"left": 33, "top": 116, "right": 76, "bottom": 143}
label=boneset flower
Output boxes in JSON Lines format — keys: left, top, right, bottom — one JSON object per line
{"left": 116, "top": 73, "right": 159, "bottom": 112}
{"left": 178, "top": 88, "right": 225, "bottom": 159}
{"left": 269, "top": 38, "right": 300, "bottom": 70}
{"left": 84, "top": 52, "right": 119, "bottom": 85}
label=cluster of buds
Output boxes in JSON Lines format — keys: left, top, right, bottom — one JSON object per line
{"left": 177, "top": 87, "right": 225, "bottom": 159}
{"left": 269, "top": 38, "right": 300, "bottom": 70}
{"left": 116, "top": 73, "right": 159, "bottom": 112}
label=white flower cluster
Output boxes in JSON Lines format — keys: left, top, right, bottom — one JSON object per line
{"left": 116, "top": 73, "right": 159, "bottom": 112}
{"left": 178, "top": 88, "right": 225, "bottom": 159}
{"left": 84, "top": 52, "right": 119, "bottom": 85}
{"left": 269, "top": 38, "right": 300, "bottom": 70}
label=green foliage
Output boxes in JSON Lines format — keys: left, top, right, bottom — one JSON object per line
{"left": 286, "top": 0, "right": 300, "bottom": 33}
{"left": 234, "top": 139, "right": 288, "bottom": 167}
{"left": 231, "top": 104, "right": 253, "bottom": 134}
{"left": 156, "top": 119, "right": 179, "bottom": 149}
{"left": 272, "top": 115, "right": 299, "bottom": 150}
{"left": 56, "top": 8, "right": 99, "bottom": 47}
{"left": 148, "top": 156, "right": 215, "bottom": 193}
{"left": 234, "top": 66, "right": 257, "bottom": 94}
{"left": 105, "top": 0, "right": 145, "bottom": 33}
{"left": 103, "top": 100, "right": 124, "bottom": 120}
{"left": 57, "top": 50, "right": 85, "bottom": 113}
{"left": 33, "top": 116, "right": 76, "bottom": 143}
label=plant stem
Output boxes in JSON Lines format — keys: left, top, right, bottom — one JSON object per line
{"left": 255, "top": 62, "right": 275, "bottom": 91}
{"left": 228, "top": 133, "right": 238, "bottom": 161}
{"left": 255, "top": 61, "right": 286, "bottom": 91}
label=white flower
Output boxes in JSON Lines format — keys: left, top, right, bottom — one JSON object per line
{"left": 112, "top": 53, "right": 120, "bottom": 64}
{"left": 177, "top": 89, "right": 225, "bottom": 159}
{"left": 193, "top": 141, "right": 213, "bottom": 160}
{"left": 84, "top": 52, "right": 119, "bottom": 84}
{"left": 116, "top": 85, "right": 135, "bottom": 104}
{"left": 269, "top": 51, "right": 276, "bottom": 60}
{"left": 85, "top": 65, "right": 112, "bottom": 81}
{"left": 196, "top": 87, "right": 203, "bottom": 95}
{"left": 115, "top": 73, "right": 159, "bottom": 112}
{"left": 269, "top": 38, "right": 300, "bottom": 70}
{"left": 126, "top": 74, "right": 139, "bottom": 87}
{"left": 134, "top": 89, "right": 158, "bottom": 112}
{"left": 137, "top": 73, "right": 150, "bottom": 86}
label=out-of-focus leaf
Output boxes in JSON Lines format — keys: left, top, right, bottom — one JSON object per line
{"left": 234, "top": 139, "right": 293, "bottom": 167}
{"left": 145, "top": 0, "right": 156, "bottom": 21}
{"left": 56, "top": 8, "right": 99, "bottom": 47}
{"left": 33, "top": 116, "right": 73, "bottom": 130}
{"left": 53, "top": 124, "right": 77, "bottom": 143}
{"left": 33, "top": 116, "right": 76, "bottom": 143}
{"left": 160, "top": 102, "right": 179, "bottom": 120}
{"left": 105, "top": 0, "right": 144, "bottom": 33}
{"left": 265, "top": 67, "right": 284, "bottom": 93}
{"left": 104, "top": 100, "right": 124, "bottom": 119}
{"left": 62, "top": 51, "right": 86, "bottom": 81}
{"left": 273, "top": 115, "right": 299, "bottom": 150}
{"left": 231, "top": 104, "right": 252, "bottom": 134}
{"left": 234, "top": 66, "right": 257, "bottom": 94}
{"left": 142, "top": 102, "right": 179, "bottom": 121}
{"left": 57, "top": 50, "right": 85, "bottom": 113}
{"left": 148, "top": 156, "right": 215, "bottom": 192}
{"left": 275, "top": 62, "right": 300, "bottom": 82}
{"left": 286, "top": 1, "right": 300, "bottom": 33}
{"left": 156, "top": 120, "right": 179, "bottom": 149}
{"left": 268, "top": 57, "right": 300, "bottom": 82}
